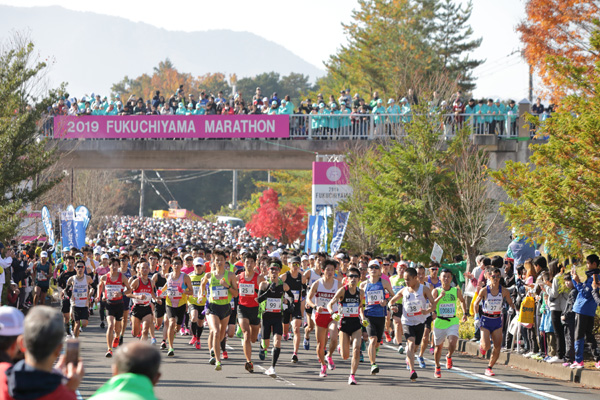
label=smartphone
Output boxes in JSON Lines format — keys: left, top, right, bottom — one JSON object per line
{"left": 65, "top": 338, "right": 79, "bottom": 366}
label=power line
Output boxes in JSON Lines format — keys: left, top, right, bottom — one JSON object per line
{"left": 144, "top": 176, "right": 170, "bottom": 207}
{"left": 155, "top": 171, "right": 176, "bottom": 201}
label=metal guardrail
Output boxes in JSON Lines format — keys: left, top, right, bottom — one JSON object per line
{"left": 39, "top": 113, "right": 545, "bottom": 140}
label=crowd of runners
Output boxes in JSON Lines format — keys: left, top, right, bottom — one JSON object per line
{"left": 1, "top": 215, "right": 599, "bottom": 386}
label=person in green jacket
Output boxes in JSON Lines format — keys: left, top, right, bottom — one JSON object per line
{"left": 278, "top": 100, "right": 292, "bottom": 115}
{"left": 494, "top": 99, "right": 507, "bottom": 136}
{"left": 400, "top": 98, "right": 412, "bottom": 125}
{"left": 485, "top": 99, "right": 498, "bottom": 134}
{"left": 474, "top": 100, "right": 486, "bottom": 134}
{"left": 318, "top": 102, "right": 330, "bottom": 137}
{"left": 193, "top": 102, "right": 206, "bottom": 115}
{"left": 90, "top": 342, "right": 161, "bottom": 400}
{"left": 464, "top": 99, "right": 477, "bottom": 133}
{"left": 372, "top": 98, "right": 386, "bottom": 136}
{"left": 387, "top": 98, "right": 401, "bottom": 135}
{"left": 329, "top": 102, "right": 341, "bottom": 133}
{"left": 506, "top": 99, "right": 518, "bottom": 136}
{"left": 339, "top": 101, "right": 352, "bottom": 137}
{"left": 175, "top": 102, "right": 187, "bottom": 115}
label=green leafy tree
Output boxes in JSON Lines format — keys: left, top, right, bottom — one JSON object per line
{"left": 491, "top": 27, "right": 600, "bottom": 258}
{"left": 432, "top": 0, "right": 484, "bottom": 92}
{"left": 0, "top": 34, "right": 62, "bottom": 241}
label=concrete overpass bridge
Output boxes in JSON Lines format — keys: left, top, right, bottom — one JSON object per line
{"left": 48, "top": 109, "right": 539, "bottom": 171}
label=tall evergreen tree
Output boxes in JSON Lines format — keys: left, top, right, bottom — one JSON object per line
{"left": 432, "top": 0, "right": 484, "bottom": 92}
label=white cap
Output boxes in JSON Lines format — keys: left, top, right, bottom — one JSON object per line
{"left": 301, "top": 255, "right": 309, "bottom": 261}
{"left": 101, "top": 254, "right": 109, "bottom": 260}
{"left": 368, "top": 259, "right": 380, "bottom": 268}
{"left": 0, "top": 306, "right": 25, "bottom": 336}
{"left": 268, "top": 251, "right": 281, "bottom": 260}
{"left": 335, "top": 253, "right": 345, "bottom": 259}
{"left": 398, "top": 260, "right": 409, "bottom": 267}
{"left": 193, "top": 257, "right": 205, "bottom": 266}
{"left": 309, "top": 254, "right": 316, "bottom": 260}
{"left": 40, "top": 251, "right": 48, "bottom": 258}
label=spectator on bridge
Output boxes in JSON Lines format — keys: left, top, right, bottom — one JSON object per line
{"left": 175, "top": 102, "right": 187, "bottom": 115}
{"left": 268, "top": 101, "right": 279, "bottom": 115}
{"left": 485, "top": 99, "right": 498, "bottom": 134}
{"left": 133, "top": 99, "right": 147, "bottom": 115}
{"left": 506, "top": 100, "right": 518, "bottom": 136}
{"left": 386, "top": 98, "right": 401, "bottom": 133}
{"left": 372, "top": 98, "right": 386, "bottom": 135}
{"left": 68, "top": 102, "right": 79, "bottom": 116}
{"left": 270, "top": 92, "right": 280, "bottom": 107}
{"left": 0, "top": 306, "right": 84, "bottom": 400}
{"left": 297, "top": 100, "right": 311, "bottom": 114}
{"left": 369, "top": 91, "right": 380, "bottom": 109}
{"left": 151, "top": 91, "right": 161, "bottom": 109}
{"left": 252, "top": 87, "right": 263, "bottom": 107}
{"left": 494, "top": 99, "right": 507, "bottom": 135}
{"left": 187, "top": 94, "right": 197, "bottom": 110}
{"left": 89, "top": 342, "right": 161, "bottom": 400}
{"left": 400, "top": 98, "right": 411, "bottom": 124}
{"left": 406, "top": 88, "right": 418, "bottom": 106}
{"left": 452, "top": 92, "right": 465, "bottom": 133}
{"left": 278, "top": 100, "right": 292, "bottom": 115}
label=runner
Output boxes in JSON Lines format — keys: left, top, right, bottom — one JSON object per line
{"left": 118, "top": 254, "right": 133, "bottom": 345}
{"left": 96, "top": 254, "right": 110, "bottom": 329}
{"left": 472, "top": 267, "right": 516, "bottom": 376}
{"left": 151, "top": 256, "right": 171, "bottom": 348}
{"left": 32, "top": 251, "right": 53, "bottom": 306}
{"left": 327, "top": 266, "right": 365, "bottom": 385}
{"left": 280, "top": 255, "right": 307, "bottom": 362}
{"left": 97, "top": 257, "right": 133, "bottom": 358}
{"left": 302, "top": 253, "right": 324, "bottom": 351}
{"left": 161, "top": 256, "right": 193, "bottom": 357}
{"left": 66, "top": 258, "right": 93, "bottom": 337}
{"left": 188, "top": 257, "right": 207, "bottom": 350}
{"left": 360, "top": 259, "right": 395, "bottom": 374}
{"left": 431, "top": 269, "right": 468, "bottom": 378}
{"left": 200, "top": 249, "right": 238, "bottom": 371}
{"left": 416, "top": 264, "right": 434, "bottom": 368}
{"left": 390, "top": 261, "right": 408, "bottom": 353}
{"left": 57, "top": 255, "right": 77, "bottom": 336}
{"left": 257, "top": 258, "right": 293, "bottom": 377}
{"left": 389, "top": 267, "right": 436, "bottom": 382}
{"left": 129, "top": 260, "right": 161, "bottom": 342}
{"left": 306, "top": 258, "right": 339, "bottom": 377}
{"left": 237, "top": 252, "right": 264, "bottom": 373}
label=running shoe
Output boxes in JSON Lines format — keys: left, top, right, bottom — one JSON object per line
{"left": 89, "top": 309, "right": 94, "bottom": 315}
{"left": 185, "top": 328, "right": 191, "bottom": 336}
{"left": 348, "top": 374, "right": 357, "bottom": 385}
{"left": 562, "top": 362, "right": 571, "bottom": 367}
{"left": 546, "top": 356, "right": 560, "bottom": 363}
{"left": 265, "top": 366, "right": 276, "bottom": 377}
{"left": 160, "top": 340, "right": 167, "bottom": 350}
{"left": 195, "top": 342, "right": 201, "bottom": 350}
{"left": 236, "top": 326, "right": 243, "bottom": 338}
{"left": 397, "top": 345, "right": 405, "bottom": 354}
{"left": 223, "top": 351, "right": 228, "bottom": 360}
{"left": 418, "top": 356, "right": 426, "bottom": 368}
{"left": 112, "top": 337, "right": 120, "bottom": 348}
{"left": 595, "top": 361, "right": 600, "bottom": 369}
{"left": 100, "top": 321, "right": 106, "bottom": 329}
{"left": 523, "top": 351, "right": 534, "bottom": 358}
{"left": 446, "top": 355, "right": 453, "bottom": 369}
{"left": 570, "top": 361, "right": 584, "bottom": 369}
{"left": 319, "top": 364, "right": 327, "bottom": 378}
{"left": 410, "top": 370, "right": 418, "bottom": 381}
{"left": 188, "top": 337, "right": 197, "bottom": 346}
{"left": 359, "top": 351, "right": 364, "bottom": 363}
{"left": 119, "top": 336, "right": 124, "bottom": 345}
{"left": 485, "top": 367, "right": 495, "bottom": 376}
{"left": 360, "top": 341, "right": 366, "bottom": 352}
{"left": 326, "top": 355, "right": 336, "bottom": 370}
{"left": 209, "top": 357, "right": 216, "bottom": 365}
{"left": 283, "top": 334, "right": 289, "bottom": 341}
{"left": 167, "top": 349, "right": 175, "bottom": 357}
{"left": 406, "top": 360, "right": 410, "bottom": 370}
{"left": 151, "top": 338, "right": 157, "bottom": 345}
{"left": 291, "top": 353, "right": 298, "bottom": 363}
{"left": 303, "top": 338, "right": 310, "bottom": 351}
{"left": 245, "top": 362, "right": 254, "bottom": 373}
{"left": 259, "top": 349, "right": 266, "bottom": 361}
{"left": 215, "top": 362, "right": 222, "bottom": 371}
{"left": 434, "top": 367, "right": 441, "bottom": 378}
{"left": 429, "top": 346, "right": 434, "bottom": 354}
{"left": 384, "top": 331, "right": 392, "bottom": 343}
{"left": 370, "top": 363, "right": 379, "bottom": 375}
{"left": 179, "top": 328, "right": 185, "bottom": 336}
{"left": 479, "top": 346, "right": 486, "bottom": 357}
{"left": 105, "top": 349, "right": 112, "bottom": 358}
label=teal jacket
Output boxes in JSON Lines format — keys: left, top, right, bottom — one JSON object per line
{"left": 400, "top": 104, "right": 412, "bottom": 123}
{"left": 372, "top": 105, "right": 386, "bottom": 124}
{"left": 506, "top": 104, "right": 518, "bottom": 121}
{"left": 494, "top": 103, "right": 507, "bottom": 121}
{"left": 90, "top": 373, "right": 157, "bottom": 400}
{"left": 387, "top": 104, "right": 401, "bottom": 123}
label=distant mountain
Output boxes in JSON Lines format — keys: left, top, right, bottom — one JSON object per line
{"left": 0, "top": 5, "right": 325, "bottom": 98}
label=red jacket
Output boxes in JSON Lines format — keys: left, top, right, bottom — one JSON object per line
{"left": 0, "top": 361, "right": 77, "bottom": 400}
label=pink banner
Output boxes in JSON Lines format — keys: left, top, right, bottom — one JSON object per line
{"left": 53, "top": 115, "right": 290, "bottom": 139}
{"left": 312, "top": 162, "right": 350, "bottom": 185}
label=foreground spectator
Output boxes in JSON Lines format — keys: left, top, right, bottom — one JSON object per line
{"left": 0, "top": 306, "right": 24, "bottom": 364}
{"left": 0, "top": 306, "right": 84, "bottom": 400}
{"left": 90, "top": 341, "right": 161, "bottom": 400}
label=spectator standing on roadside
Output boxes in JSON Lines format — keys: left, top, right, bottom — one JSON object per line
{"left": 506, "top": 100, "right": 518, "bottom": 136}
{"left": 0, "top": 306, "right": 84, "bottom": 400}
{"left": 0, "top": 242, "right": 14, "bottom": 304}
{"left": 90, "top": 342, "right": 161, "bottom": 400}
{"left": 0, "top": 306, "right": 24, "bottom": 364}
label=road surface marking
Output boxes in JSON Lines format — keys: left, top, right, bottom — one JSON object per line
{"left": 254, "top": 364, "right": 296, "bottom": 386}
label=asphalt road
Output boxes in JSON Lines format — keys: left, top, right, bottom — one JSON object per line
{"left": 74, "top": 312, "right": 598, "bottom": 400}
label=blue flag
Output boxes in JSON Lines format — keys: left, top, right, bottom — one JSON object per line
{"left": 330, "top": 211, "right": 350, "bottom": 254}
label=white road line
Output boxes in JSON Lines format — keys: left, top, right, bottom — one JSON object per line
{"left": 254, "top": 364, "right": 296, "bottom": 386}
{"left": 225, "top": 344, "right": 236, "bottom": 351}
{"left": 382, "top": 344, "right": 569, "bottom": 400}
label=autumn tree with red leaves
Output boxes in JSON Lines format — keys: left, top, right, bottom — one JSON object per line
{"left": 517, "top": 0, "right": 600, "bottom": 100}
{"left": 246, "top": 189, "right": 307, "bottom": 244}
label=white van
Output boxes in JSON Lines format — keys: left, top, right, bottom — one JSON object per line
{"left": 217, "top": 216, "right": 245, "bottom": 228}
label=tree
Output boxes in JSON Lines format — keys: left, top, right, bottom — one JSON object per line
{"left": 432, "top": 0, "right": 484, "bottom": 92}
{"left": 0, "top": 33, "right": 62, "bottom": 241}
{"left": 197, "top": 72, "right": 231, "bottom": 96}
{"left": 491, "top": 26, "right": 600, "bottom": 258}
{"left": 254, "top": 170, "right": 311, "bottom": 208}
{"left": 517, "top": 0, "right": 600, "bottom": 100}
{"left": 246, "top": 188, "right": 307, "bottom": 244}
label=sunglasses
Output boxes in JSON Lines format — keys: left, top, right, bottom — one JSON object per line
{"left": 430, "top": 268, "right": 439, "bottom": 271}
{"left": 75, "top": 265, "right": 84, "bottom": 269}
{"left": 348, "top": 274, "right": 360, "bottom": 279}
{"left": 368, "top": 266, "right": 380, "bottom": 270}
{"left": 382, "top": 263, "right": 390, "bottom": 266}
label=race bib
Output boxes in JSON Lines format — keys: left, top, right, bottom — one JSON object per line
{"left": 404, "top": 299, "right": 422, "bottom": 317}
{"left": 486, "top": 299, "right": 502, "bottom": 314}
{"left": 37, "top": 272, "right": 47, "bottom": 282}
{"left": 316, "top": 296, "right": 330, "bottom": 309}
{"left": 367, "top": 290, "right": 384, "bottom": 305}
{"left": 230, "top": 299, "right": 236, "bottom": 310}
{"left": 438, "top": 303, "right": 456, "bottom": 318}
{"left": 73, "top": 287, "right": 87, "bottom": 301}
{"left": 212, "top": 286, "right": 228, "bottom": 300}
{"left": 239, "top": 283, "right": 255, "bottom": 297}
{"left": 134, "top": 292, "right": 151, "bottom": 305}
{"left": 266, "top": 298, "right": 282, "bottom": 312}
{"left": 106, "top": 284, "right": 122, "bottom": 300}
{"left": 342, "top": 304, "right": 359, "bottom": 317}
{"left": 393, "top": 285, "right": 404, "bottom": 294}
{"left": 167, "top": 283, "right": 181, "bottom": 300}
{"left": 292, "top": 290, "right": 300, "bottom": 302}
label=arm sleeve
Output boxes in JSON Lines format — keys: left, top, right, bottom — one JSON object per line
{"left": 257, "top": 288, "right": 270, "bottom": 303}
{"left": 593, "top": 288, "right": 600, "bottom": 306}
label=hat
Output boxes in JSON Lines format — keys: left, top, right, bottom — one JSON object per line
{"left": 309, "top": 254, "right": 316, "bottom": 260}
{"left": 0, "top": 306, "right": 25, "bottom": 336}
{"left": 319, "top": 103, "right": 325, "bottom": 109}
{"left": 398, "top": 260, "right": 409, "bottom": 267}
{"left": 335, "top": 253, "right": 345, "bottom": 259}
{"left": 301, "top": 255, "right": 309, "bottom": 261}
{"left": 40, "top": 251, "right": 48, "bottom": 258}
{"left": 368, "top": 260, "right": 380, "bottom": 268}
{"left": 193, "top": 257, "right": 205, "bottom": 266}
{"left": 101, "top": 254, "right": 109, "bottom": 260}
{"left": 271, "top": 101, "right": 277, "bottom": 106}
{"left": 289, "top": 256, "right": 301, "bottom": 264}
{"left": 63, "top": 246, "right": 71, "bottom": 252}
{"left": 388, "top": 98, "right": 395, "bottom": 104}
{"left": 184, "top": 254, "right": 193, "bottom": 260}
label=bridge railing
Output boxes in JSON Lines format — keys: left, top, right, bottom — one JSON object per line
{"left": 39, "top": 113, "right": 540, "bottom": 140}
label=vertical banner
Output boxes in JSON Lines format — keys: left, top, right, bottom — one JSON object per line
{"left": 330, "top": 211, "right": 350, "bottom": 255}
{"left": 316, "top": 207, "right": 329, "bottom": 253}
{"left": 41, "top": 206, "right": 55, "bottom": 245}
{"left": 75, "top": 205, "right": 91, "bottom": 230}
{"left": 430, "top": 242, "right": 444, "bottom": 262}
{"left": 60, "top": 210, "right": 76, "bottom": 248}
{"left": 304, "top": 215, "right": 316, "bottom": 254}
{"left": 312, "top": 162, "right": 352, "bottom": 215}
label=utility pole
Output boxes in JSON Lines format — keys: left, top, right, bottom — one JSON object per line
{"left": 528, "top": 64, "right": 533, "bottom": 103}
{"left": 232, "top": 170, "right": 238, "bottom": 210}
{"left": 139, "top": 170, "right": 145, "bottom": 217}
{"left": 70, "top": 168, "right": 74, "bottom": 204}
